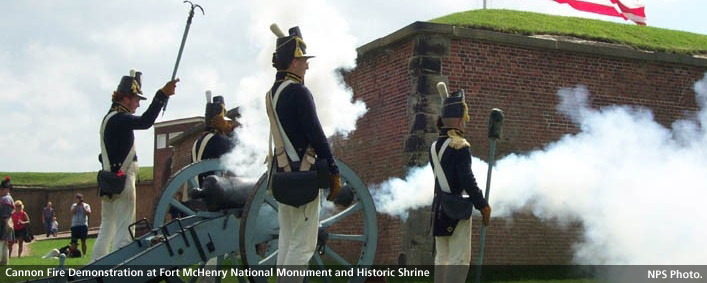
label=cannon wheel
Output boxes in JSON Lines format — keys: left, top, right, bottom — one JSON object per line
{"left": 153, "top": 159, "right": 250, "bottom": 283}
{"left": 153, "top": 159, "right": 226, "bottom": 226}
{"left": 239, "top": 160, "right": 378, "bottom": 283}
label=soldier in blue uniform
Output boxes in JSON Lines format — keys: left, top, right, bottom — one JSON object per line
{"left": 92, "top": 69, "right": 179, "bottom": 261}
{"left": 187, "top": 91, "right": 239, "bottom": 282}
{"left": 192, "top": 92, "right": 237, "bottom": 185}
{"left": 267, "top": 24, "right": 342, "bottom": 276}
{"left": 430, "top": 82, "right": 491, "bottom": 283}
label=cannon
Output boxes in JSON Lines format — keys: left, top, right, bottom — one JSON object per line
{"left": 30, "top": 158, "right": 378, "bottom": 283}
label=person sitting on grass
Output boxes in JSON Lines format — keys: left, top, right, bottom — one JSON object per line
{"left": 42, "top": 240, "right": 82, "bottom": 259}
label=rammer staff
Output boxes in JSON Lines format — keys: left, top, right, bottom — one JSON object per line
{"left": 163, "top": 0, "right": 204, "bottom": 114}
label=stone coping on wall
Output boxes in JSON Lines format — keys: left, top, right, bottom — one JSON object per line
{"left": 357, "top": 21, "right": 707, "bottom": 68}
{"left": 14, "top": 181, "right": 153, "bottom": 191}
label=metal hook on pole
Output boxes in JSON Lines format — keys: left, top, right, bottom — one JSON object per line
{"left": 163, "top": 0, "right": 204, "bottom": 115}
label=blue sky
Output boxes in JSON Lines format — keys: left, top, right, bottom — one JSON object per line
{"left": 0, "top": 0, "right": 704, "bottom": 172}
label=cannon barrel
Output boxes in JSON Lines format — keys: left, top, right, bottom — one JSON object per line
{"left": 333, "top": 185, "right": 354, "bottom": 207}
{"left": 192, "top": 175, "right": 354, "bottom": 211}
{"left": 145, "top": 158, "right": 378, "bottom": 283}
{"left": 190, "top": 175, "right": 256, "bottom": 211}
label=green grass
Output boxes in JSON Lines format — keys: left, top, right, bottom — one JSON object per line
{"left": 0, "top": 167, "right": 153, "bottom": 187}
{"left": 430, "top": 9, "right": 707, "bottom": 55}
{"left": 7, "top": 238, "right": 94, "bottom": 266}
{"left": 1, "top": 238, "right": 95, "bottom": 282}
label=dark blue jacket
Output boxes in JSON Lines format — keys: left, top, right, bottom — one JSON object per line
{"left": 100, "top": 90, "right": 168, "bottom": 172}
{"left": 430, "top": 129, "right": 488, "bottom": 236}
{"left": 192, "top": 131, "right": 235, "bottom": 185}
{"left": 270, "top": 71, "right": 339, "bottom": 175}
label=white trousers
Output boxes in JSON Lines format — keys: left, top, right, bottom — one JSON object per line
{"left": 196, "top": 257, "right": 219, "bottom": 283}
{"left": 42, "top": 248, "right": 61, "bottom": 259}
{"left": 434, "top": 218, "right": 472, "bottom": 283}
{"left": 276, "top": 192, "right": 320, "bottom": 283}
{"left": 91, "top": 162, "right": 138, "bottom": 261}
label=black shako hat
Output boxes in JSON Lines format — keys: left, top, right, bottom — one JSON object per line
{"left": 437, "top": 82, "right": 470, "bottom": 122}
{"left": 270, "top": 24, "right": 314, "bottom": 70}
{"left": 116, "top": 69, "right": 147, "bottom": 100}
{"left": 204, "top": 90, "right": 226, "bottom": 129}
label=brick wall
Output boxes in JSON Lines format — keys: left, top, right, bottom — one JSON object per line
{"left": 13, "top": 181, "right": 155, "bottom": 235}
{"left": 340, "top": 22, "right": 707, "bottom": 265}
{"left": 445, "top": 37, "right": 703, "bottom": 159}
{"left": 332, "top": 38, "right": 414, "bottom": 264}
{"left": 170, "top": 134, "right": 201, "bottom": 177}
{"left": 153, "top": 118, "right": 203, "bottom": 192}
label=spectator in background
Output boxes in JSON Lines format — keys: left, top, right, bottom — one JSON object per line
{"left": 71, "top": 193, "right": 91, "bottom": 256}
{"left": 42, "top": 201, "right": 55, "bottom": 237}
{"left": 9, "top": 200, "right": 30, "bottom": 258}
{"left": 51, "top": 216, "right": 59, "bottom": 237}
{"left": 0, "top": 176, "right": 14, "bottom": 265}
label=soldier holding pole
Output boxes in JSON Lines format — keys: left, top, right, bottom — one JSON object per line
{"left": 430, "top": 82, "right": 491, "bottom": 283}
{"left": 92, "top": 70, "right": 179, "bottom": 261}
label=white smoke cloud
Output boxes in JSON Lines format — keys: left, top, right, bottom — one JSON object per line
{"left": 371, "top": 73, "right": 707, "bottom": 264}
{"left": 222, "top": 0, "right": 367, "bottom": 178}
{"left": 371, "top": 165, "right": 434, "bottom": 221}
{"left": 494, "top": 77, "right": 707, "bottom": 264}
{"left": 370, "top": 157, "right": 491, "bottom": 222}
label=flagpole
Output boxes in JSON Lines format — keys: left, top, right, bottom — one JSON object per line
{"left": 483, "top": 0, "right": 486, "bottom": 9}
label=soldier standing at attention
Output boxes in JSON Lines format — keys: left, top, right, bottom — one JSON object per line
{"left": 92, "top": 69, "right": 179, "bottom": 261}
{"left": 430, "top": 82, "right": 491, "bottom": 283}
{"left": 267, "top": 24, "right": 341, "bottom": 281}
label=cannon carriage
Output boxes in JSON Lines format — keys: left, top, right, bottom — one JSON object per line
{"left": 32, "top": 158, "right": 378, "bottom": 283}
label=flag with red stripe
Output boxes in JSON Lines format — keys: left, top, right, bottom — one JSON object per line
{"left": 553, "top": 0, "right": 646, "bottom": 25}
